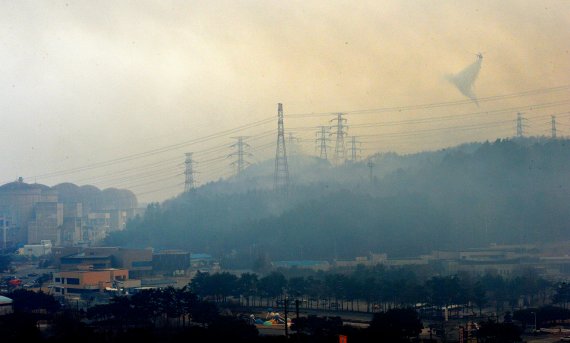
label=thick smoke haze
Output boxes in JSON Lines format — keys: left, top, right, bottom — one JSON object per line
{"left": 0, "top": 1, "right": 569, "bottom": 202}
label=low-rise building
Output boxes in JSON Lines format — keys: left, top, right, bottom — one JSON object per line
{"left": 538, "top": 256, "right": 570, "bottom": 279}
{"left": 52, "top": 268, "right": 140, "bottom": 296}
{"left": 20, "top": 240, "right": 52, "bottom": 257}
{"left": 272, "top": 260, "right": 331, "bottom": 271}
{"left": 153, "top": 250, "right": 191, "bottom": 276}
{"left": 114, "top": 248, "right": 153, "bottom": 278}
{"left": 190, "top": 253, "right": 214, "bottom": 270}
{"left": 60, "top": 253, "right": 113, "bottom": 270}
{"left": 53, "top": 246, "right": 153, "bottom": 277}
{"left": 335, "top": 256, "right": 371, "bottom": 268}
{"left": 383, "top": 257, "right": 429, "bottom": 267}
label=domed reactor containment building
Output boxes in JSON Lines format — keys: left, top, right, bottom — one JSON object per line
{"left": 0, "top": 178, "right": 137, "bottom": 250}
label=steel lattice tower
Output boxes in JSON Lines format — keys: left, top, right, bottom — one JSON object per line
{"left": 288, "top": 132, "right": 298, "bottom": 156}
{"left": 287, "top": 132, "right": 297, "bottom": 145}
{"left": 229, "top": 136, "right": 251, "bottom": 176}
{"left": 184, "top": 152, "right": 196, "bottom": 192}
{"left": 315, "top": 126, "right": 330, "bottom": 160}
{"left": 348, "top": 136, "right": 361, "bottom": 162}
{"left": 516, "top": 112, "right": 525, "bottom": 137}
{"left": 552, "top": 115, "right": 557, "bottom": 139}
{"left": 274, "top": 103, "right": 290, "bottom": 192}
{"left": 330, "top": 113, "right": 347, "bottom": 165}
{"left": 367, "top": 160, "right": 374, "bottom": 184}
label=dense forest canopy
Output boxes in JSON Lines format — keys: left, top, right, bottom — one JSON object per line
{"left": 106, "top": 138, "right": 570, "bottom": 263}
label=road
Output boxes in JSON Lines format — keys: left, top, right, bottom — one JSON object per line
{"left": 524, "top": 336, "right": 566, "bottom": 343}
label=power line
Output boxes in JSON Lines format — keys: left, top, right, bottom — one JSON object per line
{"left": 135, "top": 182, "right": 186, "bottom": 197}
{"left": 286, "top": 84, "right": 570, "bottom": 118}
{"left": 66, "top": 103, "right": 570, "bottom": 188}
{"left": 106, "top": 166, "right": 185, "bottom": 189}
{"left": 69, "top": 131, "right": 275, "bottom": 187}
{"left": 344, "top": 99, "right": 570, "bottom": 130}
{"left": 127, "top": 107, "right": 569, "bottom": 187}
{"left": 121, "top": 171, "right": 185, "bottom": 190}
{"left": 96, "top": 163, "right": 184, "bottom": 189}
{"left": 18, "top": 96, "right": 570, "bottom": 187}
{"left": 358, "top": 118, "right": 514, "bottom": 139}
{"left": 71, "top": 158, "right": 183, "bottom": 185}
{"left": 9, "top": 85, "right": 570, "bottom": 202}
{"left": 24, "top": 116, "right": 274, "bottom": 182}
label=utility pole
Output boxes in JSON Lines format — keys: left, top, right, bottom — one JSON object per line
{"left": 330, "top": 113, "right": 347, "bottom": 166}
{"left": 315, "top": 126, "right": 330, "bottom": 160}
{"left": 184, "top": 152, "right": 196, "bottom": 192}
{"left": 229, "top": 136, "right": 251, "bottom": 176}
{"left": 367, "top": 160, "right": 374, "bottom": 184}
{"left": 348, "top": 136, "right": 361, "bottom": 162}
{"left": 552, "top": 115, "right": 557, "bottom": 139}
{"left": 274, "top": 103, "right": 290, "bottom": 192}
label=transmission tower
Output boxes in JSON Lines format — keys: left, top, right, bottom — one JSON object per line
{"left": 274, "top": 103, "right": 290, "bottom": 192}
{"left": 184, "top": 152, "right": 197, "bottom": 192}
{"left": 315, "top": 126, "right": 330, "bottom": 160}
{"left": 348, "top": 136, "right": 362, "bottom": 162}
{"left": 516, "top": 112, "right": 527, "bottom": 137}
{"left": 287, "top": 132, "right": 297, "bottom": 145}
{"left": 229, "top": 136, "right": 251, "bottom": 176}
{"left": 551, "top": 115, "right": 557, "bottom": 139}
{"left": 367, "top": 160, "right": 374, "bottom": 184}
{"left": 287, "top": 132, "right": 299, "bottom": 156}
{"left": 330, "top": 113, "right": 348, "bottom": 165}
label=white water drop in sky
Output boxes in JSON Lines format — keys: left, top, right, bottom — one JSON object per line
{"left": 447, "top": 55, "right": 482, "bottom": 106}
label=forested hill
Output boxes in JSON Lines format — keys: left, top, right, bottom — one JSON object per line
{"left": 106, "top": 137, "right": 570, "bottom": 262}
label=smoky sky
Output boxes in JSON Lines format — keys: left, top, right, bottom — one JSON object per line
{"left": 1, "top": 1, "right": 569, "bottom": 202}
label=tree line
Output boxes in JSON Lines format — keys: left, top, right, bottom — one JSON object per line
{"left": 0, "top": 287, "right": 425, "bottom": 342}
{"left": 5, "top": 286, "right": 565, "bottom": 342}
{"left": 187, "top": 266, "right": 566, "bottom": 318}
